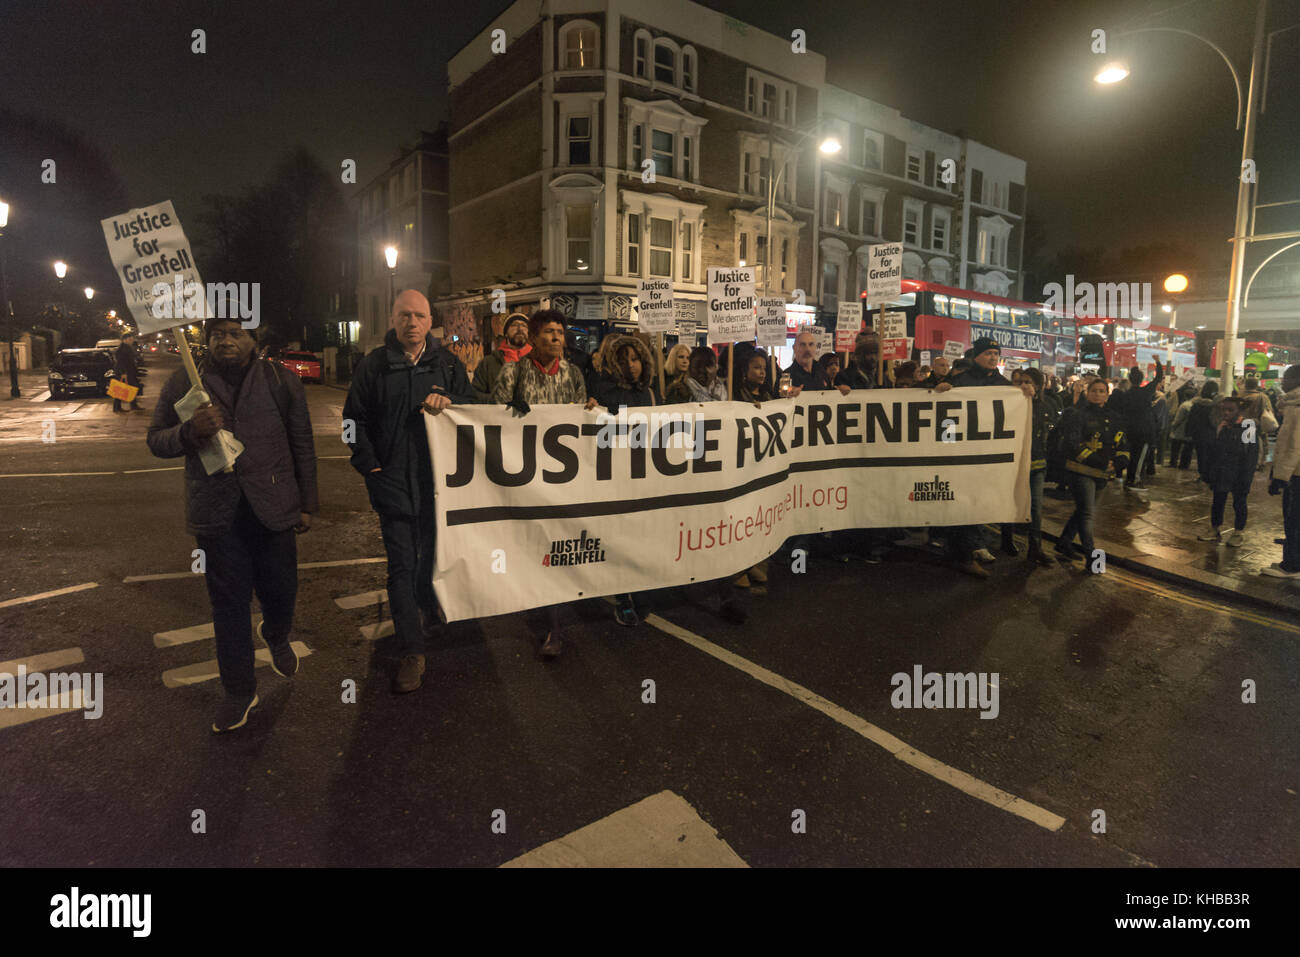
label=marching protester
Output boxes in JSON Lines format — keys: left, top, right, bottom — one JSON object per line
{"left": 490, "top": 310, "right": 600, "bottom": 657}
{"left": 470, "top": 312, "right": 531, "bottom": 401}
{"left": 665, "top": 346, "right": 727, "bottom": 403}
{"left": 1185, "top": 380, "right": 1221, "bottom": 483}
{"left": 892, "top": 360, "right": 919, "bottom": 388}
{"left": 345, "top": 290, "right": 475, "bottom": 694}
{"left": 1168, "top": 382, "right": 1197, "bottom": 469}
{"left": 1054, "top": 378, "right": 1130, "bottom": 573}
{"left": 835, "top": 331, "right": 880, "bottom": 391}
{"left": 113, "top": 331, "right": 145, "bottom": 413}
{"left": 736, "top": 346, "right": 775, "bottom": 404}
{"left": 1001, "top": 367, "right": 1054, "bottom": 566}
{"left": 1262, "top": 364, "right": 1300, "bottom": 578}
{"left": 1239, "top": 377, "right": 1278, "bottom": 472}
{"left": 818, "top": 352, "right": 842, "bottom": 385}
{"left": 1149, "top": 379, "right": 1169, "bottom": 475}
{"left": 591, "top": 334, "right": 657, "bottom": 624}
{"left": 660, "top": 343, "right": 691, "bottom": 403}
{"left": 1107, "top": 364, "right": 1163, "bottom": 489}
{"left": 934, "top": 338, "right": 1011, "bottom": 576}
{"left": 1195, "top": 395, "right": 1259, "bottom": 547}
{"left": 920, "top": 355, "right": 951, "bottom": 388}
{"left": 147, "top": 317, "right": 318, "bottom": 732}
{"left": 784, "top": 329, "right": 831, "bottom": 392}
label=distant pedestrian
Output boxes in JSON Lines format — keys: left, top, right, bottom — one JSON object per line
{"left": 470, "top": 312, "right": 531, "bottom": 401}
{"left": 1262, "top": 364, "right": 1300, "bottom": 578}
{"left": 113, "top": 332, "right": 144, "bottom": 412}
{"left": 345, "top": 290, "right": 476, "bottom": 693}
{"left": 147, "top": 318, "right": 318, "bottom": 732}
{"left": 1196, "top": 396, "right": 1259, "bottom": 547}
{"left": 1185, "top": 381, "right": 1221, "bottom": 482}
{"left": 1055, "top": 378, "right": 1130, "bottom": 573}
{"left": 1239, "top": 377, "right": 1278, "bottom": 472}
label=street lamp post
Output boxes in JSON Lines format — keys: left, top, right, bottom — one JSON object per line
{"left": 384, "top": 245, "right": 398, "bottom": 315}
{"left": 0, "top": 199, "right": 16, "bottom": 398}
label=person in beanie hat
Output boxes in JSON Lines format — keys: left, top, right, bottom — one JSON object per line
{"left": 471, "top": 312, "right": 531, "bottom": 401}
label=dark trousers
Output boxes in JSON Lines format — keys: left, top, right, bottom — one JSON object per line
{"left": 1171, "top": 439, "right": 1193, "bottom": 469}
{"left": 1059, "top": 473, "right": 1105, "bottom": 559}
{"left": 1195, "top": 439, "right": 1214, "bottom": 482}
{"left": 112, "top": 372, "right": 141, "bottom": 411}
{"left": 1126, "top": 431, "right": 1150, "bottom": 484}
{"left": 1210, "top": 481, "right": 1251, "bottom": 531}
{"left": 379, "top": 504, "right": 439, "bottom": 656}
{"left": 1002, "top": 468, "right": 1046, "bottom": 549}
{"left": 1283, "top": 478, "right": 1300, "bottom": 572}
{"left": 195, "top": 498, "right": 298, "bottom": 698}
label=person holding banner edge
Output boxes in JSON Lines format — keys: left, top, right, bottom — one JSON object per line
{"left": 345, "top": 290, "right": 475, "bottom": 693}
{"left": 147, "top": 317, "right": 319, "bottom": 732}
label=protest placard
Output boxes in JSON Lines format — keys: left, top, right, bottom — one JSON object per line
{"left": 706, "top": 267, "right": 756, "bottom": 344}
{"left": 637, "top": 278, "right": 674, "bottom": 333}
{"left": 757, "top": 298, "right": 787, "bottom": 348}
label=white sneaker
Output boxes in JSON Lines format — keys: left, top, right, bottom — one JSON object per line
{"left": 973, "top": 547, "right": 997, "bottom": 564}
{"left": 1226, "top": 531, "right": 1244, "bottom": 547}
{"left": 1197, "top": 531, "right": 1222, "bottom": 543}
{"left": 1261, "top": 565, "right": 1300, "bottom": 579}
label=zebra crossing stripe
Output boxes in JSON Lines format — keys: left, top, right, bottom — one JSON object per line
{"left": 0, "top": 647, "right": 85, "bottom": 676}
{"left": 161, "top": 641, "right": 312, "bottom": 688}
{"left": 358, "top": 620, "right": 394, "bottom": 641}
{"left": 335, "top": 589, "right": 387, "bottom": 610}
{"left": 153, "top": 615, "right": 262, "bottom": 648}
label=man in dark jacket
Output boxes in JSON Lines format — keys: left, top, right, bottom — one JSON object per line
{"left": 147, "top": 318, "right": 318, "bottom": 732}
{"left": 933, "top": 337, "right": 1012, "bottom": 576}
{"left": 1109, "top": 363, "right": 1164, "bottom": 488}
{"left": 471, "top": 312, "right": 530, "bottom": 401}
{"left": 344, "top": 290, "right": 475, "bottom": 693}
{"left": 1195, "top": 396, "right": 1259, "bottom": 547}
{"left": 114, "top": 332, "right": 144, "bottom": 412}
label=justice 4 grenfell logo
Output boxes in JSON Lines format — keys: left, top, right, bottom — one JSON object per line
{"left": 908, "top": 476, "right": 955, "bottom": 502}
{"left": 542, "top": 530, "right": 607, "bottom": 567}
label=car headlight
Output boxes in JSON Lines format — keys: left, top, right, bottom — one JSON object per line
{"left": 49, "top": 372, "right": 63, "bottom": 379}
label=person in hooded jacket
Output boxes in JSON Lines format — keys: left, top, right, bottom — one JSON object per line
{"left": 1168, "top": 382, "right": 1197, "bottom": 469}
{"left": 1195, "top": 395, "right": 1259, "bottom": 547}
{"left": 471, "top": 313, "right": 531, "bottom": 401}
{"left": 1263, "top": 364, "right": 1300, "bottom": 578}
{"left": 1185, "top": 380, "right": 1221, "bottom": 483}
{"left": 1054, "top": 378, "right": 1130, "bottom": 573}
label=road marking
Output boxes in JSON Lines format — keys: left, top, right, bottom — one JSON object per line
{"left": 0, "top": 689, "right": 87, "bottom": 730}
{"left": 0, "top": 582, "right": 99, "bottom": 608}
{"left": 154, "top": 615, "right": 262, "bottom": 648}
{"left": 359, "top": 620, "right": 394, "bottom": 641}
{"left": 0, "top": 471, "right": 116, "bottom": 478}
{"left": 643, "top": 613, "right": 1067, "bottom": 832}
{"left": 122, "top": 466, "right": 183, "bottom": 474}
{"left": 1105, "top": 567, "right": 1300, "bottom": 635}
{"left": 126, "top": 557, "right": 387, "bottom": 582}
{"left": 335, "top": 589, "right": 387, "bottom": 609}
{"left": 161, "top": 641, "right": 313, "bottom": 688}
{"left": 0, "top": 647, "right": 85, "bottom": 676}
{"left": 501, "top": 790, "right": 748, "bottom": 868}
{"left": 28, "top": 391, "right": 51, "bottom": 402}
{"left": 319, "top": 454, "right": 351, "bottom": 460}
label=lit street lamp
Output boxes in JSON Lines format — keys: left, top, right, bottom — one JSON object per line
{"left": 384, "top": 245, "right": 398, "bottom": 313}
{"left": 84, "top": 287, "right": 94, "bottom": 301}
{"left": 0, "top": 198, "right": 16, "bottom": 398}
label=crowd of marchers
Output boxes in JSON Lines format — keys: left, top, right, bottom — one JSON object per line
{"left": 139, "top": 290, "right": 1300, "bottom": 733}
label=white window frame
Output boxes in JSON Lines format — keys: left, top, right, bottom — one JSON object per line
{"left": 819, "top": 237, "right": 849, "bottom": 310}
{"left": 633, "top": 29, "right": 649, "bottom": 78}
{"left": 905, "top": 146, "right": 923, "bottom": 183}
{"left": 823, "top": 173, "right": 850, "bottom": 232}
{"left": 624, "top": 99, "right": 707, "bottom": 183}
{"left": 557, "top": 93, "right": 603, "bottom": 170}
{"left": 859, "top": 184, "right": 885, "bottom": 239}
{"left": 682, "top": 46, "right": 697, "bottom": 93}
{"left": 622, "top": 189, "right": 706, "bottom": 286}
{"left": 930, "top": 206, "right": 950, "bottom": 252}
{"left": 862, "top": 129, "right": 884, "bottom": 171}
{"left": 566, "top": 203, "right": 594, "bottom": 274}
{"left": 902, "top": 197, "right": 924, "bottom": 247}
{"left": 652, "top": 37, "right": 680, "bottom": 86}
{"left": 976, "top": 215, "right": 1012, "bottom": 268}
{"left": 744, "top": 68, "right": 795, "bottom": 127}
{"left": 558, "top": 20, "right": 600, "bottom": 71}
{"left": 548, "top": 173, "right": 604, "bottom": 280}
{"left": 739, "top": 133, "right": 793, "bottom": 202}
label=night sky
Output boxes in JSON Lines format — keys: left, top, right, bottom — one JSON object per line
{"left": 3, "top": 0, "right": 1298, "bottom": 295}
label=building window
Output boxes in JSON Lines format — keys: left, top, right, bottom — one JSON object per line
{"left": 683, "top": 47, "right": 696, "bottom": 92}
{"left": 905, "top": 147, "right": 923, "bottom": 182}
{"left": 651, "top": 129, "right": 674, "bottom": 179}
{"left": 560, "top": 21, "right": 598, "bottom": 70}
{"left": 825, "top": 189, "right": 844, "bottom": 229}
{"left": 860, "top": 197, "right": 879, "bottom": 236}
{"left": 683, "top": 136, "right": 692, "bottom": 180}
{"left": 822, "top": 261, "right": 840, "bottom": 310}
{"left": 632, "top": 125, "right": 643, "bottom": 167}
{"left": 739, "top": 233, "right": 748, "bottom": 264}
{"left": 903, "top": 203, "right": 921, "bottom": 246}
{"left": 566, "top": 204, "right": 592, "bottom": 272}
{"left": 633, "top": 32, "right": 648, "bottom": 78}
{"left": 681, "top": 224, "right": 692, "bottom": 280}
{"left": 567, "top": 115, "right": 591, "bottom": 165}
{"left": 649, "top": 217, "right": 674, "bottom": 277}
{"left": 931, "top": 208, "right": 949, "bottom": 252}
{"left": 862, "top": 131, "right": 882, "bottom": 170}
{"left": 780, "top": 239, "right": 789, "bottom": 291}
{"left": 627, "top": 213, "right": 641, "bottom": 276}
{"left": 654, "top": 40, "right": 677, "bottom": 84}
{"left": 745, "top": 69, "right": 794, "bottom": 125}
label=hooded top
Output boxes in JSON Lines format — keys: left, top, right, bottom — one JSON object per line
{"left": 592, "top": 335, "right": 656, "bottom": 410}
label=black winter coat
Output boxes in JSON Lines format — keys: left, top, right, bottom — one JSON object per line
{"left": 343, "top": 330, "right": 474, "bottom": 516}
{"left": 115, "top": 342, "right": 141, "bottom": 385}
{"left": 1056, "top": 401, "right": 1130, "bottom": 479}
{"left": 947, "top": 366, "right": 1011, "bottom": 388}
{"left": 147, "top": 358, "right": 318, "bottom": 535}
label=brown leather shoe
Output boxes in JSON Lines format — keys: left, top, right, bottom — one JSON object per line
{"left": 393, "top": 654, "right": 425, "bottom": 693}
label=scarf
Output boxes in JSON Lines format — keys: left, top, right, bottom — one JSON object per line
{"left": 530, "top": 355, "right": 560, "bottom": 376}
{"left": 501, "top": 343, "right": 531, "bottom": 363}
{"left": 685, "top": 375, "right": 725, "bottom": 402}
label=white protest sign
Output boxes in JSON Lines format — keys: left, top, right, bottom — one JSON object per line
{"left": 675, "top": 300, "right": 699, "bottom": 340}
{"left": 920, "top": 351, "right": 932, "bottom": 365}
{"left": 756, "top": 298, "right": 787, "bottom": 347}
{"left": 880, "top": 310, "right": 907, "bottom": 340}
{"left": 637, "top": 278, "right": 674, "bottom": 334}
{"left": 810, "top": 324, "right": 830, "bottom": 357}
{"left": 943, "top": 340, "right": 965, "bottom": 359}
{"left": 866, "top": 242, "right": 903, "bottom": 303}
{"left": 836, "top": 301, "right": 863, "bottom": 334}
{"left": 101, "top": 200, "right": 208, "bottom": 336}
{"left": 707, "top": 266, "right": 756, "bottom": 345}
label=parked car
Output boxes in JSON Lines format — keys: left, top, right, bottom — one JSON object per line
{"left": 277, "top": 350, "right": 322, "bottom": 383}
{"left": 48, "top": 348, "right": 116, "bottom": 398}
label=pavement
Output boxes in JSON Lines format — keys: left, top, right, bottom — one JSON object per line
{"left": 1039, "top": 463, "right": 1300, "bottom": 618}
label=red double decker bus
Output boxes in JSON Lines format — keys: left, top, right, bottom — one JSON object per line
{"left": 1076, "top": 318, "right": 1196, "bottom": 379}
{"left": 859, "top": 280, "right": 1079, "bottom": 375}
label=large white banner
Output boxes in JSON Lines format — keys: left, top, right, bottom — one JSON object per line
{"left": 427, "top": 388, "right": 1031, "bottom": 621}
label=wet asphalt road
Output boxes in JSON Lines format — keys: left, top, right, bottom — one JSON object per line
{"left": 1, "top": 355, "right": 1296, "bottom": 867}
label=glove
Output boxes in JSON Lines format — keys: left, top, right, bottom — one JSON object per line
{"left": 1269, "top": 478, "right": 1287, "bottom": 496}
{"left": 506, "top": 397, "right": 531, "bottom": 416}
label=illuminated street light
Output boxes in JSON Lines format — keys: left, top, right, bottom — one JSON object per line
{"left": 1161, "top": 304, "right": 1173, "bottom": 313}
{"left": 54, "top": 261, "right": 67, "bottom": 280}
{"left": 818, "top": 136, "right": 842, "bottom": 155}
{"left": 1163, "top": 273, "right": 1189, "bottom": 293}
{"left": 84, "top": 287, "right": 94, "bottom": 300}
{"left": 1094, "top": 62, "right": 1130, "bottom": 84}
{"left": 384, "top": 245, "right": 398, "bottom": 312}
